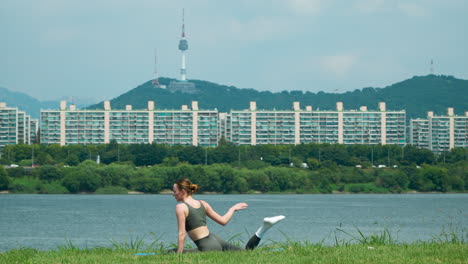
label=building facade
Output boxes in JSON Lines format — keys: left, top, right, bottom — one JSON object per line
{"left": 40, "top": 101, "right": 218, "bottom": 147}
{"left": 0, "top": 102, "right": 37, "bottom": 147}
{"left": 38, "top": 100, "right": 468, "bottom": 153}
{"left": 410, "top": 108, "right": 468, "bottom": 153}
{"left": 228, "top": 102, "right": 406, "bottom": 146}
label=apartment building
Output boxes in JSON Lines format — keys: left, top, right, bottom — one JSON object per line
{"left": 37, "top": 100, "right": 468, "bottom": 153}
{"left": 0, "top": 102, "right": 37, "bottom": 147}
{"left": 228, "top": 102, "right": 406, "bottom": 146}
{"left": 410, "top": 108, "right": 468, "bottom": 153}
{"left": 40, "top": 101, "right": 218, "bottom": 147}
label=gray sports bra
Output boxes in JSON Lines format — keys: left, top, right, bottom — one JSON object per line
{"left": 184, "top": 201, "right": 207, "bottom": 231}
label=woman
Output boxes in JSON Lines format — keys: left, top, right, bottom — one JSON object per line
{"left": 172, "top": 178, "right": 285, "bottom": 253}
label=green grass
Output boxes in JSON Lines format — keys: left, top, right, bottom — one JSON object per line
{"left": 2, "top": 225, "right": 466, "bottom": 263}
{"left": 1, "top": 243, "right": 467, "bottom": 264}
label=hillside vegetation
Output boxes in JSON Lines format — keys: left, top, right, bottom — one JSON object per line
{"left": 88, "top": 75, "right": 468, "bottom": 119}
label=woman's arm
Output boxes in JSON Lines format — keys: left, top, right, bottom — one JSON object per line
{"left": 175, "top": 203, "right": 187, "bottom": 253}
{"left": 202, "top": 201, "right": 248, "bottom": 226}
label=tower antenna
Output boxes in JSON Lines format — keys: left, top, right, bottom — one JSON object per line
{"left": 152, "top": 48, "right": 160, "bottom": 87}
{"left": 182, "top": 8, "right": 185, "bottom": 38}
{"left": 430, "top": 59, "right": 434, "bottom": 75}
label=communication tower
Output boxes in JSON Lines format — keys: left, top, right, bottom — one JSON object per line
{"left": 152, "top": 48, "right": 160, "bottom": 87}
{"left": 179, "top": 9, "right": 189, "bottom": 81}
{"left": 168, "top": 8, "right": 197, "bottom": 94}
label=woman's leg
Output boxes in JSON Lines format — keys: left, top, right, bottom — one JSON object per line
{"left": 211, "top": 233, "right": 243, "bottom": 251}
{"left": 246, "top": 215, "right": 286, "bottom": 250}
{"left": 194, "top": 233, "right": 224, "bottom": 251}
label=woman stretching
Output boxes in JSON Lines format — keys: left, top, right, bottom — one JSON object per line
{"left": 172, "top": 178, "right": 285, "bottom": 253}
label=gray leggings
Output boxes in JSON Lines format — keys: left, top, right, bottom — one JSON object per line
{"left": 170, "top": 233, "right": 261, "bottom": 253}
{"left": 195, "top": 233, "right": 243, "bottom": 251}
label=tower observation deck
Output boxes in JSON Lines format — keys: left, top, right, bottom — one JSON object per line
{"left": 168, "top": 9, "right": 197, "bottom": 94}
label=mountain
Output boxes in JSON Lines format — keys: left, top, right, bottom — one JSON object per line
{"left": 88, "top": 75, "right": 468, "bottom": 119}
{"left": 0, "top": 87, "right": 44, "bottom": 119}
{"left": 0, "top": 87, "right": 96, "bottom": 119}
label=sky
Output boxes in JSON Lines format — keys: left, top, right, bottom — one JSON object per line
{"left": 1, "top": 0, "right": 467, "bottom": 103}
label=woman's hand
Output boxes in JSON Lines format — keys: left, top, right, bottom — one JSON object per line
{"left": 231, "top": 202, "right": 248, "bottom": 211}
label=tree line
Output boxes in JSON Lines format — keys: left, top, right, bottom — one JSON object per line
{"left": 0, "top": 140, "right": 466, "bottom": 194}
{"left": 1, "top": 139, "right": 467, "bottom": 168}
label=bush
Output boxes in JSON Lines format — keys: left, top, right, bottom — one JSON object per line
{"left": 39, "top": 182, "right": 69, "bottom": 194}
{"left": 19, "top": 159, "right": 32, "bottom": 167}
{"left": 9, "top": 177, "right": 43, "bottom": 193}
{"left": 376, "top": 170, "right": 409, "bottom": 192}
{"left": 129, "top": 177, "right": 163, "bottom": 193}
{"left": 0, "top": 167, "right": 10, "bottom": 190}
{"left": 95, "top": 186, "right": 129, "bottom": 194}
{"left": 7, "top": 167, "right": 26, "bottom": 178}
{"left": 344, "top": 183, "right": 388, "bottom": 193}
{"left": 62, "top": 170, "right": 101, "bottom": 193}
{"left": 38, "top": 165, "right": 62, "bottom": 182}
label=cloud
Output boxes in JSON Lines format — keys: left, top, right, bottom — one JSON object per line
{"left": 320, "top": 55, "right": 358, "bottom": 77}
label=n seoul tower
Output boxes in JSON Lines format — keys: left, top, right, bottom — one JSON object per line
{"left": 168, "top": 9, "right": 197, "bottom": 93}
{"left": 178, "top": 9, "right": 189, "bottom": 81}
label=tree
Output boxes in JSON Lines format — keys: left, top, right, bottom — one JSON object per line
{"left": 66, "top": 154, "right": 80, "bottom": 166}
{"left": 175, "top": 145, "right": 204, "bottom": 165}
{"left": 376, "top": 170, "right": 409, "bottom": 192}
{"left": 35, "top": 152, "right": 54, "bottom": 165}
{"left": 404, "top": 145, "right": 435, "bottom": 165}
{"left": 246, "top": 170, "right": 270, "bottom": 192}
{"left": 99, "top": 164, "right": 134, "bottom": 187}
{"left": 211, "top": 141, "right": 237, "bottom": 164}
{"left": 62, "top": 161, "right": 102, "bottom": 193}
{"left": 129, "top": 168, "right": 163, "bottom": 193}
{"left": 306, "top": 158, "right": 320, "bottom": 169}
{"left": 38, "top": 165, "right": 61, "bottom": 182}
{"left": 0, "top": 166, "right": 10, "bottom": 190}
{"left": 419, "top": 166, "right": 449, "bottom": 192}
{"left": 7, "top": 167, "right": 25, "bottom": 178}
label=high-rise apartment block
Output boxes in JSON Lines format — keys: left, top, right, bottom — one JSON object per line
{"left": 40, "top": 101, "right": 218, "bottom": 147}
{"left": 410, "top": 108, "right": 468, "bottom": 153}
{"left": 0, "top": 102, "right": 38, "bottom": 147}
{"left": 228, "top": 102, "right": 406, "bottom": 146}
{"left": 39, "top": 101, "right": 408, "bottom": 148}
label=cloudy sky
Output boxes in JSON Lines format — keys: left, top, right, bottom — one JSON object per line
{"left": 1, "top": 0, "right": 467, "bottom": 102}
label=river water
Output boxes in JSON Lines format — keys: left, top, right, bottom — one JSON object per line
{"left": 0, "top": 194, "right": 467, "bottom": 251}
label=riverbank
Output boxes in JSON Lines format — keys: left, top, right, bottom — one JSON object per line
{"left": 1, "top": 243, "right": 467, "bottom": 264}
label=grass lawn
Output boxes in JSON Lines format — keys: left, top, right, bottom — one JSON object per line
{"left": 1, "top": 243, "right": 467, "bottom": 264}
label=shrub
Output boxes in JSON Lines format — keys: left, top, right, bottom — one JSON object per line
{"left": 95, "top": 186, "right": 129, "bottom": 194}
{"left": 9, "top": 177, "right": 43, "bottom": 193}
{"left": 39, "top": 182, "right": 69, "bottom": 194}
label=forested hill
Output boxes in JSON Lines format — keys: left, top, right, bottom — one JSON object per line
{"left": 87, "top": 75, "right": 468, "bottom": 119}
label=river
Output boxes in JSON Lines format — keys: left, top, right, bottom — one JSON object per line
{"left": 0, "top": 194, "right": 467, "bottom": 251}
